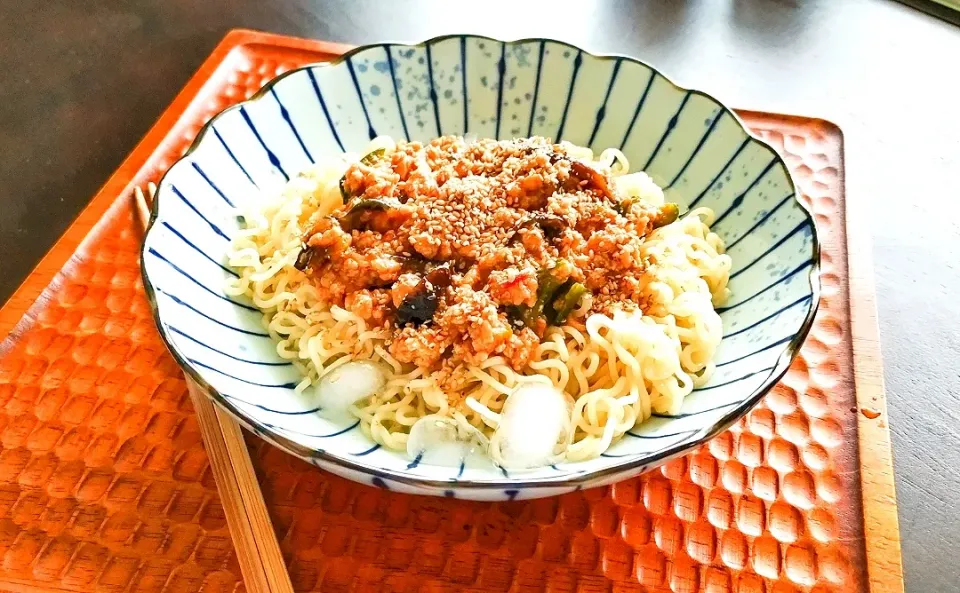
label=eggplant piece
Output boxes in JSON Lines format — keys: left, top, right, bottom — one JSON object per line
{"left": 394, "top": 263, "right": 453, "bottom": 326}
{"left": 339, "top": 148, "right": 389, "bottom": 203}
{"left": 425, "top": 263, "right": 453, "bottom": 290}
{"left": 540, "top": 148, "right": 615, "bottom": 201}
{"left": 651, "top": 203, "right": 680, "bottom": 229}
{"left": 533, "top": 213, "right": 567, "bottom": 238}
{"left": 521, "top": 212, "right": 567, "bottom": 238}
{"left": 338, "top": 197, "right": 405, "bottom": 232}
{"left": 396, "top": 278, "right": 436, "bottom": 326}
{"left": 396, "top": 289, "right": 438, "bottom": 326}
{"left": 294, "top": 247, "right": 312, "bottom": 271}
{"left": 568, "top": 160, "right": 614, "bottom": 200}
{"left": 510, "top": 212, "right": 568, "bottom": 245}
{"left": 294, "top": 243, "right": 326, "bottom": 272}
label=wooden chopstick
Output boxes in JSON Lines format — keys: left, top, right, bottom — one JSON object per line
{"left": 134, "top": 185, "right": 294, "bottom": 593}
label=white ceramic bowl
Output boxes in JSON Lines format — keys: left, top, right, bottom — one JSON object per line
{"left": 142, "top": 35, "right": 819, "bottom": 500}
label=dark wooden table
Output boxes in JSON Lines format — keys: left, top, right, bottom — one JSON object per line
{"left": 3, "top": 0, "right": 958, "bottom": 590}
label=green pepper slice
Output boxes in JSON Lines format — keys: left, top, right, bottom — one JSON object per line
{"left": 546, "top": 282, "right": 588, "bottom": 325}
{"left": 652, "top": 203, "right": 680, "bottom": 229}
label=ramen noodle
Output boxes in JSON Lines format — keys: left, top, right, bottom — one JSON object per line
{"left": 225, "top": 136, "right": 731, "bottom": 468}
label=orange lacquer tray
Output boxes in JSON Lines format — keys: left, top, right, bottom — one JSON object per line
{"left": 0, "top": 30, "right": 901, "bottom": 593}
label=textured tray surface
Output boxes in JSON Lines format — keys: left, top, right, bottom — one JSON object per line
{"left": 0, "top": 31, "right": 898, "bottom": 593}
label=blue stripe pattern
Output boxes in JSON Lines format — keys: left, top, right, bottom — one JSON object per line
{"left": 725, "top": 191, "right": 796, "bottom": 250}
{"left": 147, "top": 248, "right": 255, "bottom": 311}
{"left": 692, "top": 366, "right": 775, "bottom": 391}
{"left": 346, "top": 59, "right": 378, "bottom": 140}
{"left": 169, "top": 186, "right": 230, "bottom": 240}
{"left": 192, "top": 163, "right": 235, "bottom": 207}
{"left": 715, "top": 335, "right": 795, "bottom": 368}
{"left": 602, "top": 431, "right": 692, "bottom": 457}
{"left": 424, "top": 43, "right": 443, "bottom": 135}
{"left": 270, "top": 88, "right": 313, "bottom": 163}
{"left": 619, "top": 71, "right": 657, "bottom": 150}
{"left": 268, "top": 421, "right": 361, "bottom": 437}
{"left": 730, "top": 221, "right": 810, "bottom": 280}
{"left": 213, "top": 127, "right": 257, "bottom": 187}
{"left": 406, "top": 452, "right": 424, "bottom": 469}
{"left": 460, "top": 37, "right": 469, "bottom": 133}
{"left": 161, "top": 222, "right": 236, "bottom": 276}
{"left": 384, "top": 46, "right": 411, "bottom": 141}
{"left": 167, "top": 326, "right": 291, "bottom": 366}
{"left": 588, "top": 58, "right": 622, "bottom": 146}
{"left": 189, "top": 358, "right": 297, "bottom": 389}
{"left": 689, "top": 137, "right": 751, "bottom": 208}
{"left": 306, "top": 68, "right": 345, "bottom": 152}
{"left": 711, "top": 158, "right": 778, "bottom": 227}
{"left": 526, "top": 41, "right": 546, "bottom": 137}
{"left": 494, "top": 43, "right": 507, "bottom": 139}
{"left": 723, "top": 295, "right": 812, "bottom": 339}
{"left": 143, "top": 36, "right": 817, "bottom": 498}
{"left": 230, "top": 400, "right": 320, "bottom": 416}
{"left": 666, "top": 110, "right": 724, "bottom": 188}
{"left": 642, "top": 91, "right": 691, "bottom": 170}
{"left": 652, "top": 400, "right": 739, "bottom": 420}
{"left": 353, "top": 444, "right": 381, "bottom": 456}
{"left": 239, "top": 106, "right": 288, "bottom": 180}
{"left": 717, "top": 260, "right": 811, "bottom": 313}
{"left": 554, "top": 50, "right": 582, "bottom": 141}
{"left": 626, "top": 428, "right": 698, "bottom": 440}
{"left": 157, "top": 289, "right": 268, "bottom": 337}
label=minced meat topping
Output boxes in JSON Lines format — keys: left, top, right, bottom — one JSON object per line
{"left": 299, "top": 136, "right": 670, "bottom": 375}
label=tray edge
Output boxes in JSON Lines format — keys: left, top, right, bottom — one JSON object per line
{"left": 837, "top": 121, "right": 905, "bottom": 593}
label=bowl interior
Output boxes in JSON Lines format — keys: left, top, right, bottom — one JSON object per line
{"left": 142, "top": 36, "right": 817, "bottom": 499}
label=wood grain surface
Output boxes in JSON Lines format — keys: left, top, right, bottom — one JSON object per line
{"left": 2, "top": 1, "right": 957, "bottom": 591}
{"left": 135, "top": 186, "right": 293, "bottom": 593}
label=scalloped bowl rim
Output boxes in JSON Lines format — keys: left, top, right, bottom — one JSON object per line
{"left": 140, "top": 34, "right": 821, "bottom": 491}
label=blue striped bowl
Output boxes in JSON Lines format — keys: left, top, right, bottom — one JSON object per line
{"left": 142, "top": 35, "right": 819, "bottom": 500}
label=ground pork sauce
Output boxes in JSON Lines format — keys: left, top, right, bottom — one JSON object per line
{"left": 298, "top": 136, "right": 675, "bottom": 384}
